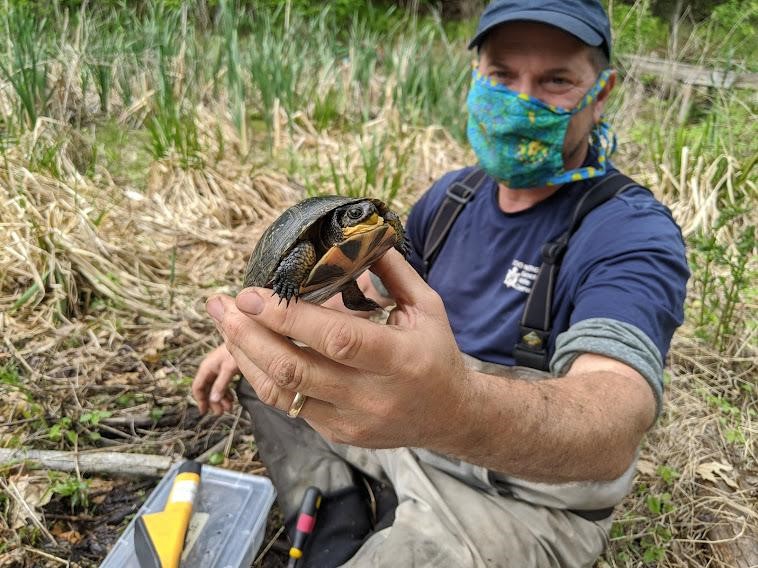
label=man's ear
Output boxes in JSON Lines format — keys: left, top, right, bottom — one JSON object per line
{"left": 593, "top": 69, "right": 617, "bottom": 123}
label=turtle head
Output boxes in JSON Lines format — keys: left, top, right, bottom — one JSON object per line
{"left": 337, "top": 202, "right": 385, "bottom": 239}
{"left": 337, "top": 201, "right": 378, "bottom": 229}
{"left": 321, "top": 201, "right": 382, "bottom": 247}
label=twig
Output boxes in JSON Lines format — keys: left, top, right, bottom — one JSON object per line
{"left": 195, "top": 434, "right": 231, "bottom": 464}
{"left": 254, "top": 524, "right": 286, "bottom": 567}
{"left": 676, "top": 519, "right": 746, "bottom": 544}
{"left": 225, "top": 406, "right": 243, "bottom": 456}
{"left": 4, "top": 337, "right": 40, "bottom": 380}
{"left": 23, "top": 546, "right": 73, "bottom": 566}
{"left": 0, "top": 477, "right": 57, "bottom": 546}
{"left": 96, "top": 422, "right": 139, "bottom": 441}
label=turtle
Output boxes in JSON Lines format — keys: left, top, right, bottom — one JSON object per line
{"left": 243, "top": 196, "right": 406, "bottom": 311}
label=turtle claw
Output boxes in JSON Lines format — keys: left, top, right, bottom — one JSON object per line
{"left": 271, "top": 276, "right": 300, "bottom": 308}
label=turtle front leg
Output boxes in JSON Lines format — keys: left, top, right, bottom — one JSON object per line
{"left": 271, "top": 241, "right": 317, "bottom": 306}
{"left": 340, "top": 279, "right": 381, "bottom": 311}
{"left": 384, "top": 210, "right": 407, "bottom": 257}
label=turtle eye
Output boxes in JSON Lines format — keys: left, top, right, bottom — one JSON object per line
{"left": 347, "top": 206, "right": 364, "bottom": 221}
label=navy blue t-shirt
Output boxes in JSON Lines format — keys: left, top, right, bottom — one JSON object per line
{"left": 405, "top": 166, "right": 689, "bottom": 366}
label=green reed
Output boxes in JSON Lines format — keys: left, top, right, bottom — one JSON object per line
{"left": 0, "top": 4, "right": 51, "bottom": 131}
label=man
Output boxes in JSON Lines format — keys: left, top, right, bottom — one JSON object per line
{"left": 193, "top": 1, "right": 689, "bottom": 566}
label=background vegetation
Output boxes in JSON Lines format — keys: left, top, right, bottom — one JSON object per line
{"left": 0, "top": 0, "right": 755, "bottom": 566}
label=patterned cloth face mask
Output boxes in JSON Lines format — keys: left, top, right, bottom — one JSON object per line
{"left": 466, "top": 68, "right": 615, "bottom": 189}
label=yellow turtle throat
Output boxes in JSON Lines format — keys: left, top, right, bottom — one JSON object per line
{"left": 341, "top": 213, "right": 383, "bottom": 238}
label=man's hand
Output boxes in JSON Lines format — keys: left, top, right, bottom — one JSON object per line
{"left": 205, "top": 249, "right": 469, "bottom": 449}
{"left": 192, "top": 272, "right": 389, "bottom": 416}
{"left": 192, "top": 344, "right": 239, "bottom": 415}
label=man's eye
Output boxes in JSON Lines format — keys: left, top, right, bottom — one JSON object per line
{"left": 486, "top": 68, "right": 508, "bottom": 78}
{"left": 490, "top": 70, "right": 514, "bottom": 84}
{"left": 546, "top": 77, "right": 571, "bottom": 86}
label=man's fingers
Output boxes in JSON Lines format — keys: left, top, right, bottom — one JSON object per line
{"left": 234, "top": 288, "right": 411, "bottom": 374}
{"left": 209, "top": 361, "right": 237, "bottom": 404}
{"left": 192, "top": 360, "right": 217, "bottom": 414}
{"left": 235, "top": 356, "right": 337, "bottom": 423}
{"left": 204, "top": 360, "right": 238, "bottom": 415}
{"left": 369, "top": 248, "right": 434, "bottom": 308}
{"left": 231, "top": 349, "right": 296, "bottom": 410}
{"left": 212, "top": 294, "right": 354, "bottom": 401}
{"left": 221, "top": 392, "right": 234, "bottom": 413}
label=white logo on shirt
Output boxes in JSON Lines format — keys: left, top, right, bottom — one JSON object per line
{"left": 503, "top": 260, "right": 540, "bottom": 294}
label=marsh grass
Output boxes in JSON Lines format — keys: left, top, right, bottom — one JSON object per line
{"left": 0, "top": 1, "right": 755, "bottom": 566}
{"left": 0, "top": 4, "right": 51, "bottom": 132}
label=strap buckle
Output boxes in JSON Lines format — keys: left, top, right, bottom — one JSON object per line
{"left": 541, "top": 239, "right": 567, "bottom": 265}
{"left": 445, "top": 183, "right": 474, "bottom": 204}
{"left": 513, "top": 327, "right": 551, "bottom": 372}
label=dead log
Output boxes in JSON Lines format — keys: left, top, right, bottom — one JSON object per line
{"left": 0, "top": 448, "right": 176, "bottom": 478}
{"left": 708, "top": 521, "right": 758, "bottom": 568}
{"left": 706, "top": 477, "right": 758, "bottom": 568}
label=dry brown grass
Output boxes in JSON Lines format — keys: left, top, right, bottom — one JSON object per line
{"left": 1, "top": 23, "right": 756, "bottom": 568}
{"left": 599, "top": 333, "right": 757, "bottom": 567}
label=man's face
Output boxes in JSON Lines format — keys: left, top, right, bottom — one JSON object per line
{"left": 477, "top": 22, "right": 614, "bottom": 169}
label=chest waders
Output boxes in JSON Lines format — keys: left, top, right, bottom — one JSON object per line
{"left": 421, "top": 168, "right": 649, "bottom": 372}
{"left": 418, "top": 168, "right": 650, "bottom": 523}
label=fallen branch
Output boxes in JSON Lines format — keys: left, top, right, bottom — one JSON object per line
{"left": 621, "top": 55, "right": 758, "bottom": 89}
{"left": 707, "top": 479, "right": 758, "bottom": 568}
{"left": 0, "top": 449, "right": 176, "bottom": 478}
{"left": 708, "top": 520, "right": 758, "bottom": 568}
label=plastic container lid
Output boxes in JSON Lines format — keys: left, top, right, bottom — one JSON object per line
{"left": 100, "top": 463, "right": 276, "bottom": 567}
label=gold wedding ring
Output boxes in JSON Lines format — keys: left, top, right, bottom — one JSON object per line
{"left": 287, "top": 392, "right": 307, "bottom": 418}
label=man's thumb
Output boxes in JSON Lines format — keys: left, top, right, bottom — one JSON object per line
{"left": 369, "top": 248, "right": 431, "bottom": 307}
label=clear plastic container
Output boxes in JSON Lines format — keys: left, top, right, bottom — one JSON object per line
{"left": 100, "top": 463, "right": 276, "bottom": 568}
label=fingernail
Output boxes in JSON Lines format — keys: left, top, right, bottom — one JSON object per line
{"left": 206, "top": 297, "right": 224, "bottom": 322}
{"left": 210, "top": 392, "right": 221, "bottom": 402}
{"left": 237, "top": 289, "right": 264, "bottom": 315}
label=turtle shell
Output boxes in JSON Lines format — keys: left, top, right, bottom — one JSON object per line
{"left": 243, "top": 196, "right": 404, "bottom": 304}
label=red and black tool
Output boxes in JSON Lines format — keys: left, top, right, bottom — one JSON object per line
{"left": 287, "top": 486, "right": 323, "bottom": 568}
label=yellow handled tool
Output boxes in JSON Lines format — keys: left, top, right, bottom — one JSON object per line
{"left": 135, "top": 460, "right": 201, "bottom": 568}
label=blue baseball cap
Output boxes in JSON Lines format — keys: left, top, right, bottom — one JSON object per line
{"left": 468, "top": 0, "right": 612, "bottom": 58}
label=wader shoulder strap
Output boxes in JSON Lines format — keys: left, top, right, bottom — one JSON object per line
{"left": 513, "top": 172, "right": 650, "bottom": 371}
{"left": 421, "top": 168, "right": 489, "bottom": 280}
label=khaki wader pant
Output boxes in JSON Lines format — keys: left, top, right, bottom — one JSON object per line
{"left": 236, "top": 357, "right": 611, "bottom": 568}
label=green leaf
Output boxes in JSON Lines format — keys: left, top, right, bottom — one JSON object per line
{"left": 150, "top": 406, "right": 165, "bottom": 421}
{"left": 48, "top": 424, "right": 62, "bottom": 442}
{"left": 657, "top": 465, "right": 680, "bottom": 485}
{"left": 79, "top": 410, "right": 112, "bottom": 426}
{"left": 643, "top": 544, "right": 665, "bottom": 563}
{"left": 725, "top": 428, "right": 746, "bottom": 445}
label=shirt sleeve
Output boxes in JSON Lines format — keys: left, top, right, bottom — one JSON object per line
{"left": 551, "top": 317, "right": 665, "bottom": 416}
{"left": 568, "top": 196, "right": 689, "bottom": 361}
